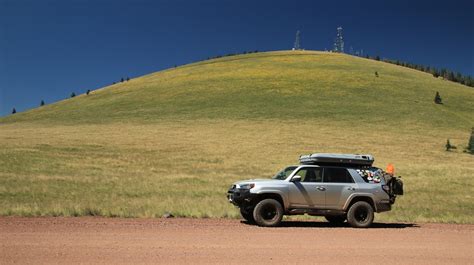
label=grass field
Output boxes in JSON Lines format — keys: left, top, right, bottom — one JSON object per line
{"left": 1, "top": 51, "right": 473, "bottom": 223}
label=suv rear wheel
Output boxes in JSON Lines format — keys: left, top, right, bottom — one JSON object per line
{"left": 347, "top": 201, "right": 374, "bottom": 228}
{"left": 325, "top": 215, "right": 346, "bottom": 225}
{"left": 253, "top": 199, "right": 283, "bottom": 227}
{"left": 240, "top": 207, "right": 255, "bottom": 223}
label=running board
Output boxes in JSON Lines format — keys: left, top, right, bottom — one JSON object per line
{"left": 287, "top": 208, "right": 346, "bottom": 216}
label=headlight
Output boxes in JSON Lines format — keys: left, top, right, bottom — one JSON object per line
{"left": 239, "top": 183, "right": 255, "bottom": 189}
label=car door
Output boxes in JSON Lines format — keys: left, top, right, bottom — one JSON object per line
{"left": 323, "top": 167, "right": 357, "bottom": 209}
{"left": 288, "top": 167, "right": 325, "bottom": 208}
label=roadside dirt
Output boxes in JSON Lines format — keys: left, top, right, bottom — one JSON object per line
{"left": 1, "top": 217, "right": 472, "bottom": 264}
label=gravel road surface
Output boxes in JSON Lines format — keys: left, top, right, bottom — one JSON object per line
{"left": 1, "top": 217, "right": 472, "bottom": 264}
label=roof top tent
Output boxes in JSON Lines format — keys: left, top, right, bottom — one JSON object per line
{"left": 299, "top": 153, "right": 374, "bottom": 167}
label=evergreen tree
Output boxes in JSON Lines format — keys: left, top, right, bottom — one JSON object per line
{"left": 120, "top": 78, "right": 124, "bottom": 83}
{"left": 447, "top": 71, "right": 455, "bottom": 81}
{"left": 440, "top": 69, "right": 448, "bottom": 79}
{"left": 86, "top": 89, "right": 91, "bottom": 95}
{"left": 126, "top": 77, "right": 130, "bottom": 82}
{"left": 434, "top": 91, "right": 442, "bottom": 104}
{"left": 40, "top": 100, "right": 45, "bottom": 106}
{"left": 467, "top": 127, "right": 474, "bottom": 154}
{"left": 446, "top": 139, "right": 452, "bottom": 151}
{"left": 455, "top": 72, "right": 463, "bottom": 83}
{"left": 12, "top": 108, "right": 16, "bottom": 114}
{"left": 375, "top": 55, "right": 380, "bottom": 61}
{"left": 466, "top": 77, "right": 474, "bottom": 87}
{"left": 71, "top": 92, "right": 76, "bottom": 98}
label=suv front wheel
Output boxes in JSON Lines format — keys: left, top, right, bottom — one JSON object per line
{"left": 347, "top": 201, "right": 374, "bottom": 228}
{"left": 253, "top": 199, "right": 283, "bottom": 227}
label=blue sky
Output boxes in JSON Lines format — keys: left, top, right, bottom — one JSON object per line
{"left": 1, "top": 0, "right": 473, "bottom": 116}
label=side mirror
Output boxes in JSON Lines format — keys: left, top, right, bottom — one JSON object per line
{"left": 292, "top": 175, "right": 302, "bottom": 182}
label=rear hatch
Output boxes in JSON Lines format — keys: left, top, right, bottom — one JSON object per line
{"left": 356, "top": 167, "right": 404, "bottom": 201}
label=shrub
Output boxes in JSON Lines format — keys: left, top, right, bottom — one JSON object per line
{"left": 71, "top": 92, "right": 76, "bottom": 98}
{"left": 434, "top": 91, "right": 442, "bottom": 104}
{"left": 12, "top": 108, "right": 16, "bottom": 114}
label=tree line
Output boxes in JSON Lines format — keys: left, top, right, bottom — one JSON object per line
{"left": 361, "top": 54, "right": 474, "bottom": 88}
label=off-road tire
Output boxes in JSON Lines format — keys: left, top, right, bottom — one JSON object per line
{"left": 325, "top": 215, "right": 346, "bottom": 225}
{"left": 240, "top": 207, "right": 255, "bottom": 223}
{"left": 253, "top": 199, "right": 283, "bottom": 227}
{"left": 347, "top": 201, "right": 374, "bottom": 228}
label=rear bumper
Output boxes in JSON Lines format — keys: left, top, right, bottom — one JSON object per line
{"left": 376, "top": 200, "right": 392, "bottom": 212}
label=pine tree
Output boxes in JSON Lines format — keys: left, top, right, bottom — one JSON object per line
{"left": 120, "top": 78, "right": 124, "bottom": 83}
{"left": 12, "top": 108, "right": 16, "bottom": 114}
{"left": 86, "top": 89, "right": 91, "bottom": 95}
{"left": 456, "top": 72, "right": 463, "bottom": 84}
{"left": 71, "top": 92, "right": 76, "bottom": 98}
{"left": 467, "top": 127, "right": 474, "bottom": 154}
{"left": 375, "top": 55, "right": 380, "bottom": 61}
{"left": 447, "top": 71, "right": 455, "bottom": 81}
{"left": 446, "top": 139, "right": 452, "bottom": 151}
{"left": 40, "top": 100, "right": 45, "bottom": 106}
{"left": 434, "top": 91, "right": 442, "bottom": 104}
{"left": 126, "top": 77, "right": 130, "bottom": 82}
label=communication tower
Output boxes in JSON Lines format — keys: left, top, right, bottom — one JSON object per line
{"left": 333, "top": 27, "right": 344, "bottom": 53}
{"left": 293, "top": 30, "right": 301, "bottom": 50}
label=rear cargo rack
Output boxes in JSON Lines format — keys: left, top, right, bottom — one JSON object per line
{"left": 299, "top": 153, "right": 374, "bottom": 166}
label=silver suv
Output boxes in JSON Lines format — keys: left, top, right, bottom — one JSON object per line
{"left": 227, "top": 153, "right": 403, "bottom": 228}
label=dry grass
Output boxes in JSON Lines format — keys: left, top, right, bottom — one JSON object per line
{"left": 1, "top": 119, "right": 473, "bottom": 222}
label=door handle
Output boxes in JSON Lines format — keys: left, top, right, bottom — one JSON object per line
{"left": 347, "top": 187, "right": 356, "bottom": 191}
{"left": 316, "top": 186, "right": 326, "bottom": 191}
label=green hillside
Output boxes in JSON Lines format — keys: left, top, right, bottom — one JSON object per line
{"left": 1, "top": 51, "right": 473, "bottom": 223}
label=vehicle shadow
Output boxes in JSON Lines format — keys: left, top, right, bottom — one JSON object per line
{"left": 241, "top": 220, "right": 419, "bottom": 229}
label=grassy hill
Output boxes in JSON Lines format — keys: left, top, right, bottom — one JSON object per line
{"left": 1, "top": 51, "right": 473, "bottom": 223}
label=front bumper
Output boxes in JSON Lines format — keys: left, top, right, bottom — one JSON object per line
{"left": 227, "top": 185, "right": 256, "bottom": 206}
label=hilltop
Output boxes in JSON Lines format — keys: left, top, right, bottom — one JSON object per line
{"left": 1, "top": 51, "right": 473, "bottom": 223}
{"left": 2, "top": 51, "right": 473, "bottom": 127}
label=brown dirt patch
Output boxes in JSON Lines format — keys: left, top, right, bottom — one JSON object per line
{"left": 1, "top": 217, "right": 472, "bottom": 264}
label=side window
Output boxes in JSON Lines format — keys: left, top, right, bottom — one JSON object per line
{"left": 294, "top": 167, "right": 322, "bottom": 182}
{"left": 323, "top": 168, "right": 354, "bottom": 183}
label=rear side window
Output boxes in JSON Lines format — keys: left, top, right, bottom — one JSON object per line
{"left": 323, "top": 168, "right": 354, "bottom": 183}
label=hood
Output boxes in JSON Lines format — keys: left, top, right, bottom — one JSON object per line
{"left": 233, "top": 178, "right": 285, "bottom": 187}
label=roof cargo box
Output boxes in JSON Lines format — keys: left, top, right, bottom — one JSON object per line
{"left": 299, "top": 153, "right": 374, "bottom": 166}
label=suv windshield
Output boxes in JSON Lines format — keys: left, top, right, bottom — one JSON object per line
{"left": 272, "top": 166, "right": 297, "bottom": 180}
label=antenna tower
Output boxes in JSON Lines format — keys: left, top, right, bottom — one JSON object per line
{"left": 333, "top": 27, "right": 344, "bottom": 53}
{"left": 293, "top": 30, "right": 301, "bottom": 50}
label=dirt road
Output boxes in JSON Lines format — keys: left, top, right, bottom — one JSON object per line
{"left": 0, "top": 217, "right": 472, "bottom": 264}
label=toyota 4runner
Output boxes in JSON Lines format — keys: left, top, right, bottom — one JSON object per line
{"left": 227, "top": 153, "right": 403, "bottom": 228}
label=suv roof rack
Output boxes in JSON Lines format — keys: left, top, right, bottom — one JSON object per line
{"left": 299, "top": 153, "right": 374, "bottom": 166}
